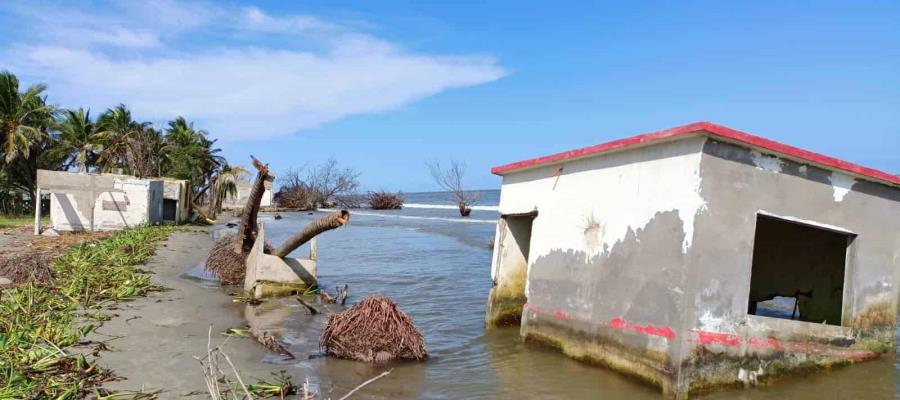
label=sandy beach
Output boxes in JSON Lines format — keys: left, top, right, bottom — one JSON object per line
{"left": 87, "top": 229, "right": 283, "bottom": 397}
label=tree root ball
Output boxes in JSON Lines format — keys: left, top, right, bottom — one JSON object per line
{"left": 204, "top": 235, "right": 246, "bottom": 285}
{"left": 320, "top": 296, "right": 427, "bottom": 363}
{"left": 204, "top": 234, "right": 274, "bottom": 285}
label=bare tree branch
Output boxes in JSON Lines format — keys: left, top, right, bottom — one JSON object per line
{"left": 428, "top": 160, "right": 480, "bottom": 217}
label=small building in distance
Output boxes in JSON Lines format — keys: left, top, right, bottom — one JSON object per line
{"left": 35, "top": 170, "right": 189, "bottom": 233}
{"left": 486, "top": 122, "right": 900, "bottom": 397}
{"left": 222, "top": 177, "right": 274, "bottom": 209}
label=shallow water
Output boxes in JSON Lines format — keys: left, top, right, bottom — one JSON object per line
{"left": 215, "top": 191, "right": 899, "bottom": 399}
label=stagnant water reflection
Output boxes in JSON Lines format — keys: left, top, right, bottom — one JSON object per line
{"left": 219, "top": 206, "right": 898, "bottom": 399}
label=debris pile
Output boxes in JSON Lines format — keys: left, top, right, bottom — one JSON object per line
{"left": 320, "top": 296, "right": 427, "bottom": 363}
{"left": 0, "top": 254, "right": 52, "bottom": 285}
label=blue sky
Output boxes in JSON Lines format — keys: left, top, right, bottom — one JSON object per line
{"left": 2, "top": 1, "right": 898, "bottom": 191}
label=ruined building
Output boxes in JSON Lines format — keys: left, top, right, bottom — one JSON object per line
{"left": 486, "top": 122, "right": 900, "bottom": 397}
{"left": 35, "top": 170, "right": 189, "bottom": 233}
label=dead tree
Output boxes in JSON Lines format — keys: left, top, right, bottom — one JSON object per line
{"left": 271, "top": 210, "right": 349, "bottom": 258}
{"left": 428, "top": 160, "right": 480, "bottom": 217}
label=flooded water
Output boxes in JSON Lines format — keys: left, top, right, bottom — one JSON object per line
{"left": 217, "top": 190, "right": 899, "bottom": 399}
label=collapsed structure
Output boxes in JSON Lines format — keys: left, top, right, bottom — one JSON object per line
{"left": 486, "top": 122, "right": 900, "bottom": 397}
{"left": 34, "top": 170, "right": 189, "bottom": 233}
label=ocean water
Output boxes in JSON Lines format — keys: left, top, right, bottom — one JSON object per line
{"left": 227, "top": 190, "right": 897, "bottom": 399}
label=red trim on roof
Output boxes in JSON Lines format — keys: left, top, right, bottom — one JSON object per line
{"left": 491, "top": 121, "right": 900, "bottom": 187}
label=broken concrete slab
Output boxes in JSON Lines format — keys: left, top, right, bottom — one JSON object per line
{"left": 243, "top": 223, "right": 317, "bottom": 298}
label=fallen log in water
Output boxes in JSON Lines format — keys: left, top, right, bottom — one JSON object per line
{"left": 320, "top": 296, "right": 427, "bottom": 363}
{"left": 270, "top": 210, "right": 349, "bottom": 258}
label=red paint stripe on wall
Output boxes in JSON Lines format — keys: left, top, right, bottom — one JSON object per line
{"left": 608, "top": 317, "right": 676, "bottom": 339}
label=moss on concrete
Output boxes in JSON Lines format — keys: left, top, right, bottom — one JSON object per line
{"left": 253, "top": 280, "right": 310, "bottom": 297}
{"left": 485, "top": 267, "right": 528, "bottom": 328}
{"left": 523, "top": 317, "right": 677, "bottom": 396}
{"left": 485, "top": 286, "right": 526, "bottom": 328}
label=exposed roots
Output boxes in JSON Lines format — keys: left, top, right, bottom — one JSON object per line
{"left": 204, "top": 235, "right": 247, "bottom": 286}
{"left": 204, "top": 234, "right": 273, "bottom": 285}
{"left": 320, "top": 296, "right": 427, "bottom": 363}
{"left": 0, "top": 253, "right": 53, "bottom": 285}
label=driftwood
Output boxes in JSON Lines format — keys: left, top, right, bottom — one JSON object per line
{"left": 320, "top": 296, "right": 427, "bottom": 363}
{"left": 296, "top": 297, "right": 320, "bottom": 315}
{"left": 271, "top": 210, "right": 349, "bottom": 258}
{"left": 248, "top": 324, "right": 295, "bottom": 359}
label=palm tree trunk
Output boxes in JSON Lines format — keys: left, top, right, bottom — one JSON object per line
{"left": 271, "top": 210, "right": 349, "bottom": 258}
{"left": 234, "top": 157, "right": 270, "bottom": 253}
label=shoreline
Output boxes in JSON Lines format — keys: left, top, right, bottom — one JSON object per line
{"left": 87, "top": 229, "right": 283, "bottom": 397}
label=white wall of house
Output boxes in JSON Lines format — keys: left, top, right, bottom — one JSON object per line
{"left": 494, "top": 136, "right": 707, "bottom": 296}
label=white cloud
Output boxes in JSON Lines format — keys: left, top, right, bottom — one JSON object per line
{"left": 2, "top": 1, "right": 505, "bottom": 140}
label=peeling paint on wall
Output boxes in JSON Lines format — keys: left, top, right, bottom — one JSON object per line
{"left": 750, "top": 150, "right": 783, "bottom": 172}
{"left": 829, "top": 172, "right": 855, "bottom": 202}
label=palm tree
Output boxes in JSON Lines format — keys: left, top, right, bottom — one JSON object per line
{"left": 96, "top": 104, "right": 145, "bottom": 173}
{"left": 0, "top": 71, "right": 51, "bottom": 163}
{"left": 164, "top": 116, "right": 224, "bottom": 201}
{"left": 208, "top": 162, "right": 249, "bottom": 217}
{"left": 56, "top": 108, "right": 102, "bottom": 172}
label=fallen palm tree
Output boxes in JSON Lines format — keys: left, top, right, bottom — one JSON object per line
{"left": 320, "top": 296, "right": 427, "bottom": 363}
{"left": 205, "top": 156, "right": 351, "bottom": 287}
{"left": 205, "top": 156, "right": 272, "bottom": 284}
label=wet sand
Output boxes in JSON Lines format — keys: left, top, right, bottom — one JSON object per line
{"left": 87, "top": 229, "right": 282, "bottom": 397}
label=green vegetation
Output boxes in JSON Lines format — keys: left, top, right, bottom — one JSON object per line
{"left": 0, "top": 225, "right": 173, "bottom": 398}
{"left": 0, "top": 215, "right": 47, "bottom": 229}
{"left": 0, "top": 70, "right": 239, "bottom": 219}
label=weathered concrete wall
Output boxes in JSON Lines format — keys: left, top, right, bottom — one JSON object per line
{"left": 486, "top": 216, "right": 533, "bottom": 326}
{"left": 39, "top": 170, "right": 167, "bottom": 231}
{"left": 494, "top": 137, "right": 708, "bottom": 395}
{"left": 244, "top": 223, "right": 317, "bottom": 298}
{"left": 490, "top": 133, "right": 900, "bottom": 397}
{"left": 679, "top": 138, "right": 900, "bottom": 394}
{"left": 92, "top": 179, "right": 163, "bottom": 231}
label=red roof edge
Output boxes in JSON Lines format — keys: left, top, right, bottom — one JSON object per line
{"left": 491, "top": 121, "right": 900, "bottom": 187}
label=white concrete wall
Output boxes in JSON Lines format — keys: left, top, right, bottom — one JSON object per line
{"left": 495, "top": 136, "right": 707, "bottom": 297}
{"left": 91, "top": 179, "right": 161, "bottom": 231}
{"left": 50, "top": 193, "right": 91, "bottom": 231}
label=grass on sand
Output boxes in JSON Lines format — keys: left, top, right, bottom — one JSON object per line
{"left": 0, "top": 225, "right": 173, "bottom": 399}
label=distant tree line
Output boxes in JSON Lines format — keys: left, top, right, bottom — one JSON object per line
{"left": 0, "top": 70, "right": 240, "bottom": 216}
{"left": 275, "top": 157, "right": 404, "bottom": 210}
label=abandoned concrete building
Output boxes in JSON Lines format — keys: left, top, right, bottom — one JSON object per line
{"left": 222, "top": 178, "right": 274, "bottom": 209}
{"left": 35, "top": 170, "right": 189, "bottom": 233}
{"left": 486, "top": 122, "right": 900, "bottom": 397}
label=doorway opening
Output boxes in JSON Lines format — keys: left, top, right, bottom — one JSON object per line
{"left": 162, "top": 199, "right": 178, "bottom": 221}
{"left": 486, "top": 212, "right": 536, "bottom": 327}
{"left": 747, "top": 214, "right": 853, "bottom": 325}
